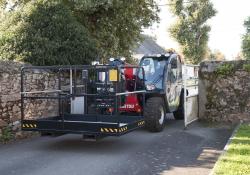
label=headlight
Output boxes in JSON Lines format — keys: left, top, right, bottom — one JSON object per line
{"left": 146, "top": 84, "right": 156, "bottom": 91}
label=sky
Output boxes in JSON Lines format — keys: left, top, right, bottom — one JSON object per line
{"left": 143, "top": 0, "right": 250, "bottom": 60}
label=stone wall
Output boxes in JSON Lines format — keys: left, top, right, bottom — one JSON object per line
{"left": 0, "top": 61, "right": 58, "bottom": 140}
{"left": 1, "top": 59, "right": 249, "bottom": 141}
{"left": 199, "top": 60, "right": 250, "bottom": 123}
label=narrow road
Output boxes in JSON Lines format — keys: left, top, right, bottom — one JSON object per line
{"left": 0, "top": 120, "right": 232, "bottom": 175}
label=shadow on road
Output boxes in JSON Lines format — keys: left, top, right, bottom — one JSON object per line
{"left": 0, "top": 120, "right": 233, "bottom": 175}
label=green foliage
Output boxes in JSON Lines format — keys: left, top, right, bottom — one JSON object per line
{"left": 168, "top": 0, "right": 216, "bottom": 64}
{"left": 0, "top": 0, "right": 159, "bottom": 64}
{"left": 0, "top": 126, "right": 14, "bottom": 143}
{"left": 0, "top": 0, "right": 98, "bottom": 66}
{"left": 215, "top": 64, "right": 234, "bottom": 77}
{"left": 64, "top": 0, "right": 159, "bottom": 62}
{"left": 242, "top": 17, "right": 250, "bottom": 60}
{"left": 243, "top": 64, "right": 250, "bottom": 72}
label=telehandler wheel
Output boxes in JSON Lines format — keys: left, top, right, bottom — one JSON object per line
{"left": 173, "top": 90, "right": 185, "bottom": 120}
{"left": 144, "top": 97, "right": 166, "bottom": 132}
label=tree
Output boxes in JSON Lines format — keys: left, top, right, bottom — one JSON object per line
{"left": 242, "top": 17, "right": 250, "bottom": 59}
{"left": 235, "top": 52, "right": 244, "bottom": 60}
{"left": 0, "top": 0, "right": 98, "bottom": 65}
{"left": 1, "top": 0, "right": 159, "bottom": 64}
{"left": 168, "top": 0, "right": 216, "bottom": 64}
{"left": 68, "top": 0, "right": 159, "bottom": 62}
{"left": 206, "top": 49, "right": 225, "bottom": 61}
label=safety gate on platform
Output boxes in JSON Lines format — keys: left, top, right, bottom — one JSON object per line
{"left": 183, "top": 65, "right": 199, "bottom": 127}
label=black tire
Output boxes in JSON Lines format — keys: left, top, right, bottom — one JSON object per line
{"left": 144, "top": 97, "right": 166, "bottom": 132}
{"left": 173, "top": 90, "right": 185, "bottom": 120}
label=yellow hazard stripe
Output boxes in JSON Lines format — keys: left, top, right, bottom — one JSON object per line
{"left": 22, "top": 123, "right": 37, "bottom": 128}
{"left": 119, "top": 126, "right": 128, "bottom": 133}
{"left": 100, "top": 128, "right": 121, "bottom": 133}
{"left": 138, "top": 121, "right": 145, "bottom": 126}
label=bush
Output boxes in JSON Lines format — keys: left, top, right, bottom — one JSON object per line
{"left": 243, "top": 64, "right": 250, "bottom": 72}
{"left": 0, "top": 0, "right": 98, "bottom": 66}
{"left": 215, "top": 64, "right": 234, "bottom": 77}
{"left": 0, "top": 126, "right": 14, "bottom": 143}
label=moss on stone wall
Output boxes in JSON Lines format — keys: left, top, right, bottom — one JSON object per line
{"left": 243, "top": 64, "right": 250, "bottom": 72}
{"left": 215, "top": 64, "right": 234, "bottom": 77}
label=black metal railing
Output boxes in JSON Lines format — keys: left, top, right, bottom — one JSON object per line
{"left": 21, "top": 65, "right": 146, "bottom": 124}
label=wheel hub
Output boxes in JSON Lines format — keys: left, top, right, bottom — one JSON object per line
{"left": 159, "top": 106, "right": 164, "bottom": 125}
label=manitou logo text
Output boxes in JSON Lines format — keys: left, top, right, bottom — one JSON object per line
{"left": 121, "top": 104, "right": 135, "bottom": 109}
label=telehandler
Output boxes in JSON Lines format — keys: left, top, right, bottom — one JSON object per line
{"left": 21, "top": 52, "right": 184, "bottom": 139}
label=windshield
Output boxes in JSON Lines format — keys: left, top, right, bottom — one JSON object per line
{"left": 139, "top": 57, "right": 167, "bottom": 89}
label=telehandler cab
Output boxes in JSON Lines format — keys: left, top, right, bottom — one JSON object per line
{"left": 21, "top": 52, "right": 184, "bottom": 139}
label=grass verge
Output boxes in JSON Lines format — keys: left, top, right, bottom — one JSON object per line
{"left": 213, "top": 124, "right": 250, "bottom": 175}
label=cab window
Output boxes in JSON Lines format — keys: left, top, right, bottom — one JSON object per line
{"left": 169, "top": 58, "right": 177, "bottom": 83}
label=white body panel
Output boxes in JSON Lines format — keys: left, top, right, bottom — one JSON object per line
{"left": 71, "top": 97, "right": 85, "bottom": 114}
{"left": 69, "top": 69, "right": 85, "bottom": 114}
